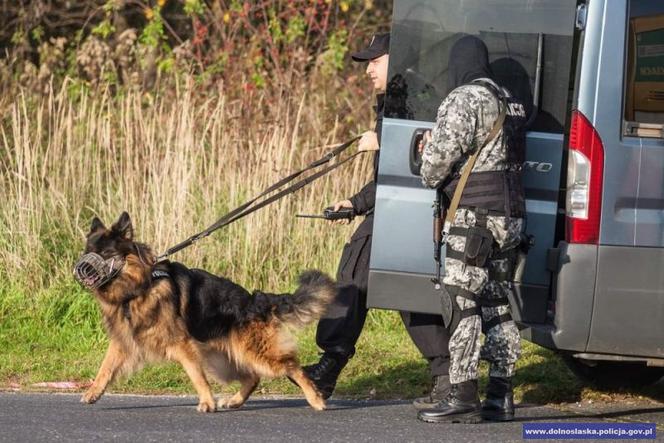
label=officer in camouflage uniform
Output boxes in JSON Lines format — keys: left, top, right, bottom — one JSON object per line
{"left": 417, "top": 35, "right": 527, "bottom": 424}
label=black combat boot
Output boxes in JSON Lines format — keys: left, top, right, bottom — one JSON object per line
{"left": 412, "top": 375, "right": 451, "bottom": 410}
{"left": 302, "top": 352, "right": 350, "bottom": 400}
{"left": 417, "top": 380, "right": 482, "bottom": 424}
{"left": 481, "top": 376, "right": 514, "bottom": 421}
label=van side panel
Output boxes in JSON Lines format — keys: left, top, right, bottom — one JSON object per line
{"left": 634, "top": 139, "right": 664, "bottom": 246}
{"left": 610, "top": 137, "right": 664, "bottom": 247}
{"left": 587, "top": 246, "right": 664, "bottom": 357}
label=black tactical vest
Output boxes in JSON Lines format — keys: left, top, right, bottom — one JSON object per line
{"left": 442, "top": 80, "right": 527, "bottom": 218}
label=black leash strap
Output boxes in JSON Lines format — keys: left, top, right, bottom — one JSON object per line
{"left": 156, "top": 136, "right": 362, "bottom": 262}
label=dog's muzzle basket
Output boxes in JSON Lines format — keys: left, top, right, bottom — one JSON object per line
{"left": 74, "top": 253, "right": 124, "bottom": 290}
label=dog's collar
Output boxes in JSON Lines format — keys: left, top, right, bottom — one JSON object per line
{"left": 151, "top": 269, "right": 170, "bottom": 280}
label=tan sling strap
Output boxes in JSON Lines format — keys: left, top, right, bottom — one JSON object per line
{"left": 441, "top": 92, "right": 507, "bottom": 242}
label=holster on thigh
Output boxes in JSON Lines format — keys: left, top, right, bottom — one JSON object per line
{"left": 488, "top": 248, "right": 517, "bottom": 283}
{"left": 440, "top": 285, "right": 480, "bottom": 332}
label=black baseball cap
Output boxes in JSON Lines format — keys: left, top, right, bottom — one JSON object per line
{"left": 351, "top": 32, "right": 390, "bottom": 62}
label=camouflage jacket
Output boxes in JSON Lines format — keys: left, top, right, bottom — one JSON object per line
{"left": 420, "top": 79, "right": 519, "bottom": 189}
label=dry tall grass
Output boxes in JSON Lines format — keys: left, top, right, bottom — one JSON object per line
{"left": 0, "top": 75, "right": 374, "bottom": 293}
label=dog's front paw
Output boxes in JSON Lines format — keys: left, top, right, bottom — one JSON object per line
{"left": 197, "top": 399, "right": 216, "bottom": 413}
{"left": 81, "top": 389, "right": 102, "bottom": 404}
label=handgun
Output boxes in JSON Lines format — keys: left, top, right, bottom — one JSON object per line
{"left": 296, "top": 207, "right": 356, "bottom": 221}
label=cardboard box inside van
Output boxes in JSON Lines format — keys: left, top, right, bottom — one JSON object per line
{"left": 625, "top": 14, "right": 664, "bottom": 122}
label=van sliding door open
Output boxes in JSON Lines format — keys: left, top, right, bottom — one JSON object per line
{"left": 367, "top": 0, "right": 578, "bottom": 321}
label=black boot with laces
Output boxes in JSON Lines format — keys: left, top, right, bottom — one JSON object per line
{"left": 412, "top": 375, "right": 451, "bottom": 410}
{"left": 417, "top": 380, "right": 482, "bottom": 424}
{"left": 302, "top": 352, "right": 350, "bottom": 400}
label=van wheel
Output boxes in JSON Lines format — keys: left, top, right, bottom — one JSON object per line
{"left": 562, "top": 355, "right": 664, "bottom": 388}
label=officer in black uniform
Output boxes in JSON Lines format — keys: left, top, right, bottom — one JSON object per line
{"left": 303, "top": 33, "right": 452, "bottom": 409}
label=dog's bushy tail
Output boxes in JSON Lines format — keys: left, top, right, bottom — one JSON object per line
{"left": 265, "top": 270, "right": 336, "bottom": 328}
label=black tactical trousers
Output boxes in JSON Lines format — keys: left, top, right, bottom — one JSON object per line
{"left": 315, "top": 229, "right": 451, "bottom": 377}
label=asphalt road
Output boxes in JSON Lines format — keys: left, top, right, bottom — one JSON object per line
{"left": 1, "top": 393, "right": 663, "bottom": 442}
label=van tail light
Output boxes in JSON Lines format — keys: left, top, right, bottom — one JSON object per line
{"left": 565, "top": 110, "right": 604, "bottom": 244}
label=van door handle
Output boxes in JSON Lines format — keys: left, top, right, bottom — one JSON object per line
{"left": 409, "top": 128, "right": 428, "bottom": 176}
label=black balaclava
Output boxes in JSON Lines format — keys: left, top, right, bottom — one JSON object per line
{"left": 447, "top": 35, "right": 493, "bottom": 93}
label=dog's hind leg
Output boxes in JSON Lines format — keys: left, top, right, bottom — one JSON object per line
{"left": 170, "top": 342, "right": 216, "bottom": 413}
{"left": 218, "top": 374, "right": 260, "bottom": 409}
{"left": 288, "top": 366, "right": 326, "bottom": 411}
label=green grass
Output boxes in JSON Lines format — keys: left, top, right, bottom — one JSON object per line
{"left": 4, "top": 280, "right": 664, "bottom": 406}
{"left": 0, "top": 279, "right": 621, "bottom": 404}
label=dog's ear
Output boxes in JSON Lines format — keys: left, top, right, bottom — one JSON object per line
{"left": 89, "top": 217, "right": 106, "bottom": 234}
{"left": 111, "top": 211, "right": 133, "bottom": 240}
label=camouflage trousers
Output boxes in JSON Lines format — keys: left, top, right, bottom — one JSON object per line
{"left": 443, "top": 208, "right": 523, "bottom": 384}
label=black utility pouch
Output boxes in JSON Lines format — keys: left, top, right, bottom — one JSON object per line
{"left": 463, "top": 226, "right": 494, "bottom": 267}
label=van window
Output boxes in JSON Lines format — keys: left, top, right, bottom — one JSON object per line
{"left": 385, "top": 0, "right": 577, "bottom": 133}
{"left": 624, "top": 0, "right": 664, "bottom": 137}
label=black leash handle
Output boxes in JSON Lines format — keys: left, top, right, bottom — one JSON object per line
{"left": 220, "top": 152, "right": 362, "bottom": 227}
{"left": 156, "top": 136, "right": 362, "bottom": 262}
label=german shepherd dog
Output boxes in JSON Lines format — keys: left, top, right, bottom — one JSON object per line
{"left": 79, "top": 212, "right": 335, "bottom": 412}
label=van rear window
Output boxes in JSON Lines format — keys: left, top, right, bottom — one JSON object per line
{"left": 385, "top": 0, "right": 577, "bottom": 133}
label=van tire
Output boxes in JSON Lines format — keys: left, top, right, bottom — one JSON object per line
{"left": 562, "top": 355, "right": 664, "bottom": 389}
